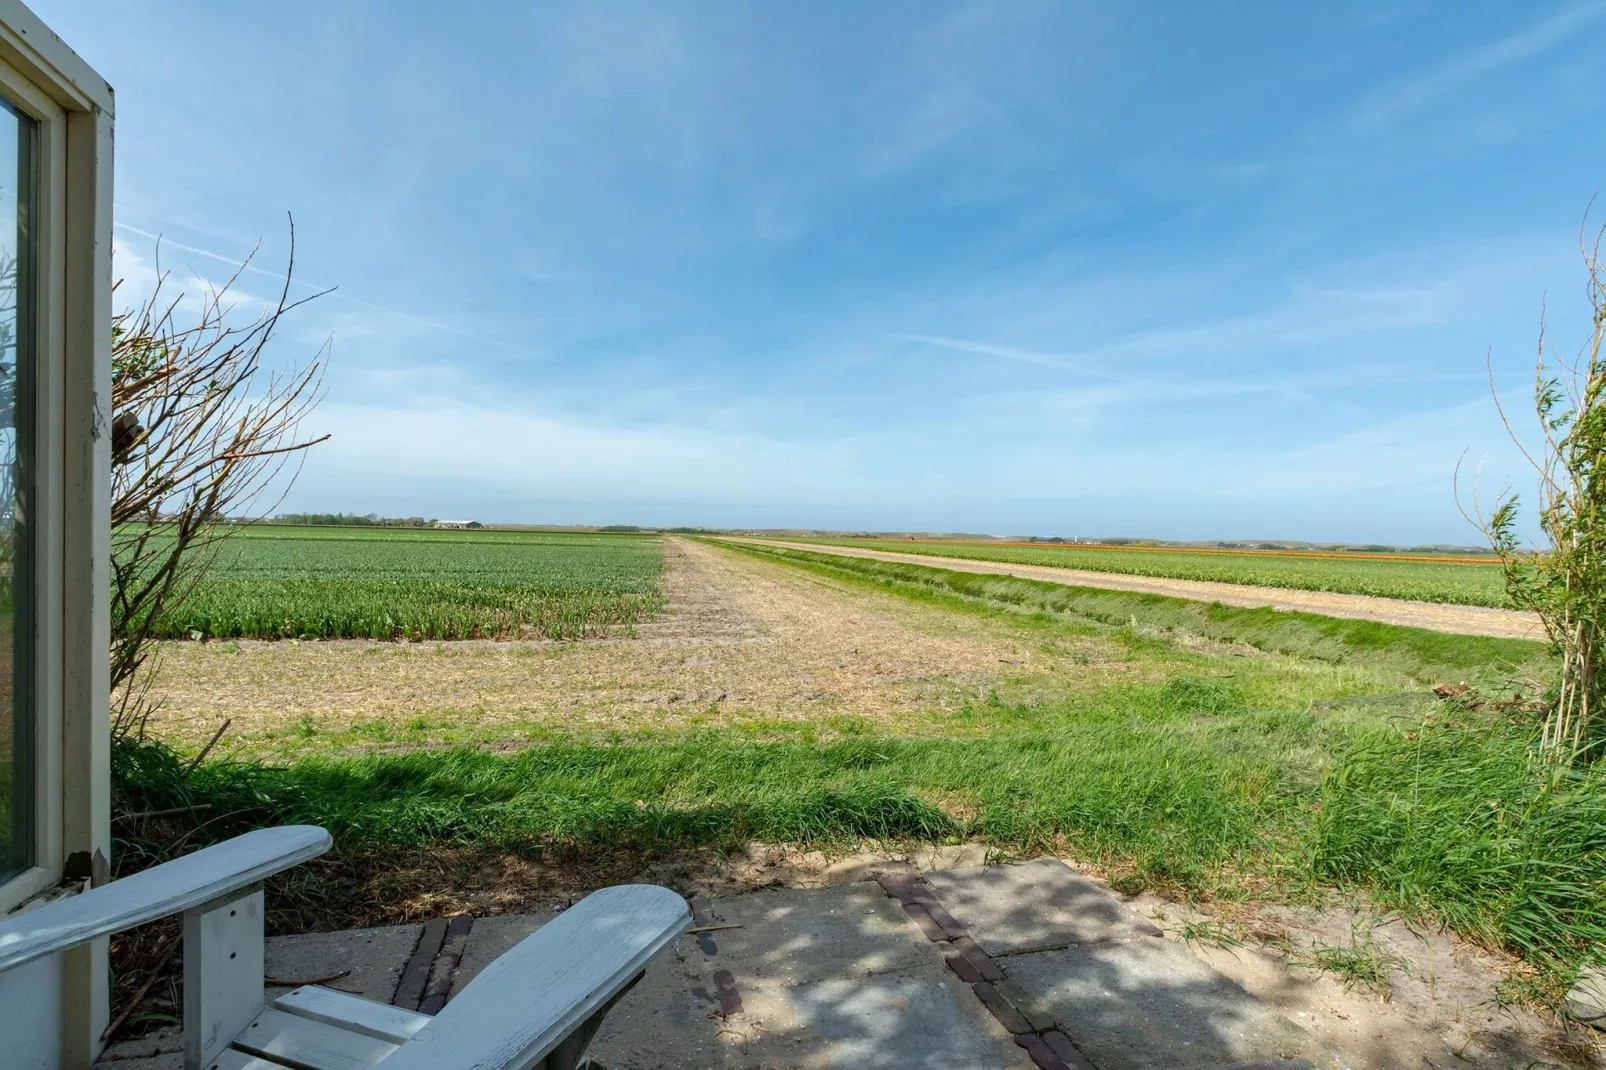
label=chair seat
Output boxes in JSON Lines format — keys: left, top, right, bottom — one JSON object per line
{"left": 216, "top": 985, "right": 430, "bottom": 1069}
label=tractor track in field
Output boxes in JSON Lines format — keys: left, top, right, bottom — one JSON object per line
{"left": 716, "top": 538, "right": 1545, "bottom": 642}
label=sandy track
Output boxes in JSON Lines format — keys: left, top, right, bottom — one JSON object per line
{"left": 719, "top": 538, "right": 1545, "bottom": 642}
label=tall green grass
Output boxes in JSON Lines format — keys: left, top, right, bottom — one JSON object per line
{"left": 1316, "top": 717, "right": 1606, "bottom": 969}
{"left": 114, "top": 714, "right": 1605, "bottom": 973}
{"left": 112, "top": 537, "right": 1603, "bottom": 980}
{"left": 115, "top": 692, "right": 1302, "bottom": 890}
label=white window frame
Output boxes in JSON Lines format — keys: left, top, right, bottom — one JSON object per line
{"left": 0, "top": 1, "right": 112, "bottom": 1061}
{"left": 0, "top": 44, "right": 69, "bottom": 916}
{"left": 0, "top": 0, "right": 112, "bottom": 919}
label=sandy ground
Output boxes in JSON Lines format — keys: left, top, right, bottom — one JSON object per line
{"left": 726, "top": 538, "right": 1546, "bottom": 642}
{"left": 147, "top": 537, "right": 1138, "bottom": 750}
{"left": 1129, "top": 890, "right": 1600, "bottom": 1068}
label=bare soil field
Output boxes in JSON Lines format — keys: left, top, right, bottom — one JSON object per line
{"left": 731, "top": 537, "right": 1545, "bottom": 641}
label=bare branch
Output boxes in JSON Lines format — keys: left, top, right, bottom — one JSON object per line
{"left": 109, "top": 221, "right": 331, "bottom": 728}
{"left": 1467, "top": 204, "right": 1606, "bottom": 761}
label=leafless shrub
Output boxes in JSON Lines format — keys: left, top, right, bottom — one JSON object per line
{"left": 111, "top": 222, "right": 330, "bottom": 738}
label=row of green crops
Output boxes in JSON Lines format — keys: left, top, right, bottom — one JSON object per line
{"left": 136, "top": 526, "right": 664, "bottom": 640}
{"left": 785, "top": 538, "right": 1508, "bottom": 607}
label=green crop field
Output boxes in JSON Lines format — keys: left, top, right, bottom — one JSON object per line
{"left": 788, "top": 538, "right": 1507, "bottom": 607}
{"left": 145, "top": 526, "right": 664, "bottom": 641}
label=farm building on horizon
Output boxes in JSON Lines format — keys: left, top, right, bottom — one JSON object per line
{"left": 433, "top": 519, "right": 483, "bottom": 529}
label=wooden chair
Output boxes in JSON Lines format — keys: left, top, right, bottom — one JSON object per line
{"left": 0, "top": 826, "right": 690, "bottom": 1070}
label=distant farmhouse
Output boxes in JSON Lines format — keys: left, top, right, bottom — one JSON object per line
{"left": 433, "top": 519, "right": 483, "bottom": 530}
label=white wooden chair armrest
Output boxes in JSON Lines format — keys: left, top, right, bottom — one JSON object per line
{"left": 379, "top": 884, "right": 690, "bottom": 1070}
{"left": 0, "top": 825, "right": 331, "bottom": 972}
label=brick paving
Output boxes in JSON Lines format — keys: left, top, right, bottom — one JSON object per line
{"left": 876, "top": 870, "right": 1098, "bottom": 1069}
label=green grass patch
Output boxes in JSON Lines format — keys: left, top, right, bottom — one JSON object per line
{"left": 1316, "top": 716, "right": 1606, "bottom": 970}
{"left": 113, "top": 717, "right": 1296, "bottom": 891}
{"left": 114, "top": 712, "right": 1606, "bottom": 973}
{"left": 1291, "top": 926, "right": 1408, "bottom": 999}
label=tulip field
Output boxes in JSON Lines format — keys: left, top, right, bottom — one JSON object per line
{"left": 150, "top": 526, "right": 663, "bottom": 640}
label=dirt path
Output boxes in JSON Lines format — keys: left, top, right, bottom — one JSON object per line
{"left": 148, "top": 537, "right": 1086, "bottom": 752}
{"left": 723, "top": 538, "right": 1545, "bottom": 642}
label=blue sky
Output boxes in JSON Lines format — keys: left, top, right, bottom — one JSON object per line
{"left": 35, "top": 2, "right": 1606, "bottom": 542}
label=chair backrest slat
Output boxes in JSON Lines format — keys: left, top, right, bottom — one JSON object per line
{"left": 0, "top": 825, "right": 332, "bottom": 972}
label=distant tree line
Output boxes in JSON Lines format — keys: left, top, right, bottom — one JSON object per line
{"left": 274, "top": 512, "right": 433, "bottom": 527}
{"left": 597, "top": 524, "right": 722, "bottom": 533}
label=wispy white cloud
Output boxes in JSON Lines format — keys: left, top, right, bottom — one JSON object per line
{"left": 891, "top": 333, "right": 1125, "bottom": 378}
{"left": 113, "top": 222, "right": 543, "bottom": 358}
{"left": 891, "top": 228, "right": 1568, "bottom": 398}
{"left": 1349, "top": 4, "right": 1606, "bottom": 131}
{"left": 112, "top": 235, "right": 276, "bottom": 321}
{"left": 297, "top": 400, "right": 877, "bottom": 506}
{"left": 896, "top": 270, "right": 1462, "bottom": 382}
{"left": 959, "top": 394, "right": 1525, "bottom": 509}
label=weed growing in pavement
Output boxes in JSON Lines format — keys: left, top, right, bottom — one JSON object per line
{"left": 1293, "top": 924, "right": 1408, "bottom": 1000}
{"left": 1178, "top": 918, "right": 1246, "bottom": 952}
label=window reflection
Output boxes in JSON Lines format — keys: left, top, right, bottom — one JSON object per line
{"left": 0, "top": 96, "right": 35, "bottom": 883}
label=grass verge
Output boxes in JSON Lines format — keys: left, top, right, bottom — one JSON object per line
{"left": 113, "top": 722, "right": 1287, "bottom": 890}
{"left": 114, "top": 713, "right": 1605, "bottom": 976}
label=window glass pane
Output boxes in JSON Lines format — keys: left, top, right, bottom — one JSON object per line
{"left": 0, "top": 96, "right": 36, "bottom": 884}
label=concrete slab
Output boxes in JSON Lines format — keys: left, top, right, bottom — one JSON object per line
{"left": 264, "top": 922, "right": 423, "bottom": 1004}
{"left": 449, "top": 912, "right": 730, "bottom": 1070}
{"left": 1007, "top": 937, "right": 1314, "bottom": 1070}
{"left": 1568, "top": 964, "right": 1606, "bottom": 1031}
{"left": 95, "top": 866, "right": 1326, "bottom": 1070}
{"left": 97, "top": 1025, "right": 180, "bottom": 1066}
{"left": 584, "top": 942, "right": 732, "bottom": 1070}
{"left": 736, "top": 969, "right": 1032, "bottom": 1069}
{"left": 922, "top": 858, "right": 1161, "bottom": 956}
{"left": 706, "top": 882, "right": 936, "bottom": 986}
{"left": 446, "top": 912, "right": 556, "bottom": 998}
